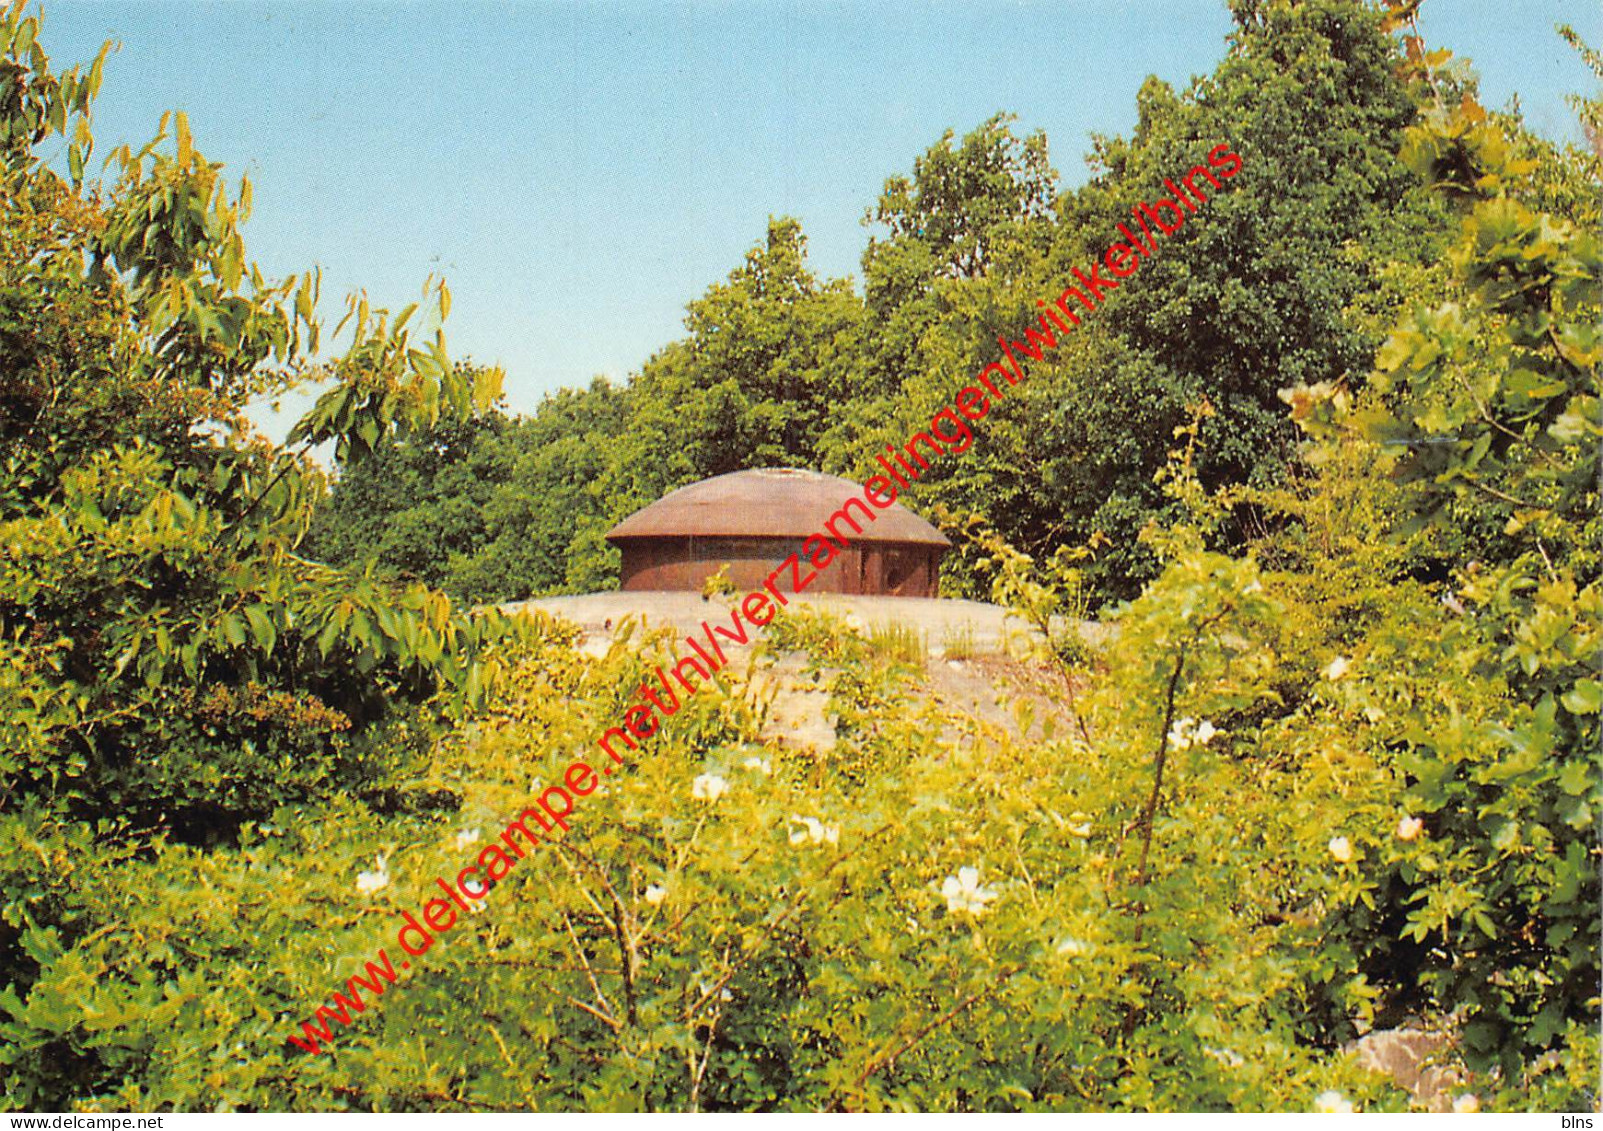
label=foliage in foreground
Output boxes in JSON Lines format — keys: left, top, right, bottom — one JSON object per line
{"left": 0, "top": 0, "right": 545, "bottom": 1084}
{"left": 0, "top": 0, "right": 1597, "bottom": 1114}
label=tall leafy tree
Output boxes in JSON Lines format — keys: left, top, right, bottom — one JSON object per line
{"left": 633, "top": 216, "right": 865, "bottom": 476}
{"left": 0, "top": 2, "right": 533, "bottom": 834}
{"left": 1019, "top": 0, "right": 1455, "bottom": 597}
{"left": 312, "top": 218, "right": 867, "bottom": 601}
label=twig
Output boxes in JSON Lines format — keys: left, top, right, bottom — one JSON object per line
{"left": 1053, "top": 661, "right": 1095, "bottom": 749}
{"left": 680, "top": 899, "right": 805, "bottom": 1022}
{"left": 1535, "top": 538, "right": 1559, "bottom": 584}
{"left": 464, "top": 957, "right": 620, "bottom": 975}
{"left": 564, "top": 993, "right": 623, "bottom": 1032}
{"left": 210, "top": 439, "right": 313, "bottom": 548}
{"left": 834, "top": 966, "right": 1023, "bottom": 1109}
{"left": 1450, "top": 367, "right": 1566, "bottom": 472}
{"left": 1117, "top": 614, "right": 1222, "bottom": 1039}
{"left": 553, "top": 840, "right": 640, "bottom": 1026}
{"left": 1466, "top": 476, "right": 1543, "bottom": 511}
{"left": 486, "top": 1022, "right": 539, "bottom": 1110}
{"left": 1132, "top": 644, "right": 1188, "bottom": 894}
{"left": 687, "top": 942, "right": 731, "bottom": 1111}
{"left": 679, "top": 826, "right": 896, "bottom": 1023}
{"left": 555, "top": 897, "right": 618, "bottom": 1028}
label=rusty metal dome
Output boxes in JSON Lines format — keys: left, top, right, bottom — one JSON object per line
{"left": 604, "top": 468, "right": 949, "bottom": 546}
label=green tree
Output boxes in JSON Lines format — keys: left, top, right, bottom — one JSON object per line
{"left": 303, "top": 379, "right": 514, "bottom": 592}
{"left": 0, "top": 3, "right": 535, "bottom": 834}
{"left": 311, "top": 218, "right": 868, "bottom": 603}
{"left": 1349, "top": 54, "right": 1599, "bottom": 1069}
{"left": 836, "top": 0, "right": 1455, "bottom": 602}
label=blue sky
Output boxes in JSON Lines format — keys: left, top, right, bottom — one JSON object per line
{"left": 38, "top": 1, "right": 1600, "bottom": 440}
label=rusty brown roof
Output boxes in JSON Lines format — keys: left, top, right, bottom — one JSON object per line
{"left": 604, "top": 468, "right": 950, "bottom": 546}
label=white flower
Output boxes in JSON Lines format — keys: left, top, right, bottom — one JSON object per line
{"left": 691, "top": 773, "right": 729, "bottom": 803}
{"left": 1167, "top": 717, "right": 1221, "bottom": 751}
{"left": 787, "top": 815, "right": 839, "bottom": 847}
{"left": 1243, "top": 578, "right": 1265, "bottom": 595}
{"left": 742, "top": 756, "right": 772, "bottom": 776}
{"left": 1313, "top": 1090, "right": 1354, "bottom": 1114}
{"left": 1055, "top": 937, "right": 1091, "bottom": 957}
{"left": 1324, "top": 655, "right": 1351, "bottom": 681}
{"left": 1328, "top": 836, "right": 1354, "bottom": 863}
{"left": 1396, "top": 816, "right": 1424, "bottom": 841}
{"left": 460, "top": 872, "right": 491, "bottom": 912}
{"left": 454, "top": 827, "right": 481, "bottom": 850}
{"left": 1205, "top": 1045, "right": 1245, "bottom": 1069}
{"left": 941, "top": 866, "right": 998, "bottom": 917}
{"left": 1452, "top": 1093, "right": 1479, "bottom": 1113}
{"left": 356, "top": 854, "right": 390, "bottom": 894}
{"left": 644, "top": 883, "right": 668, "bottom": 906}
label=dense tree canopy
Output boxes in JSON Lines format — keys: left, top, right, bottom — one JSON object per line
{"left": 310, "top": 0, "right": 1465, "bottom": 604}
{"left": 0, "top": 4, "right": 537, "bottom": 832}
{"left": 2, "top": 0, "right": 1596, "bottom": 1113}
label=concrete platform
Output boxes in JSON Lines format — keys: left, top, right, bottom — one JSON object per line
{"left": 497, "top": 591, "right": 1102, "bottom": 754}
{"left": 500, "top": 591, "right": 1049, "bottom": 657}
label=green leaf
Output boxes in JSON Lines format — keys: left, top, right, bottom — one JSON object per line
{"left": 244, "top": 605, "right": 276, "bottom": 654}
{"left": 1556, "top": 760, "right": 1593, "bottom": 797}
{"left": 1560, "top": 678, "right": 1600, "bottom": 715}
{"left": 316, "top": 618, "right": 341, "bottom": 658}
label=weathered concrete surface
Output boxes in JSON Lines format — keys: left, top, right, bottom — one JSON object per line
{"left": 499, "top": 591, "right": 1096, "bottom": 756}
{"left": 501, "top": 591, "right": 1073, "bottom": 658}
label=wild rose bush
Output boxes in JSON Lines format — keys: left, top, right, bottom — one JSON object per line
{"left": 0, "top": 605, "right": 1417, "bottom": 1111}
{"left": 3, "top": 2, "right": 1596, "bottom": 1114}
{"left": 20, "top": 562, "right": 1589, "bottom": 1111}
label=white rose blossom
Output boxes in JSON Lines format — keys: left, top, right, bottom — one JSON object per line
{"left": 787, "top": 816, "right": 839, "bottom": 847}
{"left": 941, "top": 866, "right": 998, "bottom": 917}
{"left": 1328, "top": 836, "right": 1354, "bottom": 863}
{"left": 691, "top": 773, "right": 729, "bottom": 803}
{"left": 462, "top": 872, "right": 491, "bottom": 912}
{"left": 1313, "top": 1090, "right": 1354, "bottom": 1114}
{"left": 1167, "top": 717, "right": 1221, "bottom": 751}
{"left": 1324, "top": 655, "right": 1351, "bottom": 681}
{"left": 355, "top": 854, "right": 390, "bottom": 894}
{"left": 644, "top": 883, "right": 668, "bottom": 906}
{"left": 454, "top": 827, "right": 481, "bottom": 850}
{"left": 742, "top": 756, "right": 773, "bottom": 776}
{"left": 1396, "top": 816, "right": 1424, "bottom": 841}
